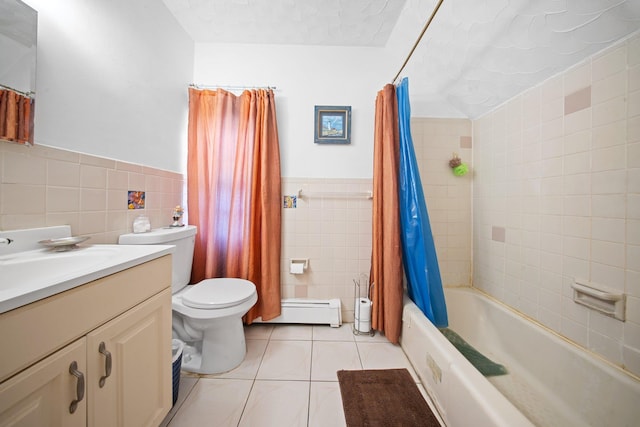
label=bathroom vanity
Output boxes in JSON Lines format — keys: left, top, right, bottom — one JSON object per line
{"left": 0, "top": 254, "right": 173, "bottom": 426}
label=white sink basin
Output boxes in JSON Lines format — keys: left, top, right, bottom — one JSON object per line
{"left": 0, "top": 246, "right": 121, "bottom": 291}
{"left": 0, "top": 244, "right": 174, "bottom": 314}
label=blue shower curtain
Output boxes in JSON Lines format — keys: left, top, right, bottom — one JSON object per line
{"left": 396, "top": 77, "right": 448, "bottom": 327}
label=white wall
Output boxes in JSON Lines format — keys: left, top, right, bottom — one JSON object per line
{"left": 194, "top": 43, "right": 396, "bottom": 179}
{"left": 191, "top": 0, "right": 438, "bottom": 179}
{"left": 18, "top": 0, "right": 434, "bottom": 178}
{"left": 23, "top": 0, "right": 193, "bottom": 173}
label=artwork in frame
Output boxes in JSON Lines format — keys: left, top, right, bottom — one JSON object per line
{"left": 314, "top": 105, "right": 351, "bottom": 144}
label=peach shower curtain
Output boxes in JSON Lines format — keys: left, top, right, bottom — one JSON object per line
{"left": 370, "top": 84, "right": 404, "bottom": 344}
{"left": 187, "top": 88, "right": 282, "bottom": 323}
{"left": 0, "top": 89, "right": 34, "bottom": 144}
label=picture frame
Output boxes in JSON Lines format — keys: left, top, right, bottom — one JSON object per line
{"left": 314, "top": 105, "right": 351, "bottom": 144}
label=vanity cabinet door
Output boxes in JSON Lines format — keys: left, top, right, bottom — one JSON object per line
{"left": 0, "top": 338, "right": 87, "bottom": 427}
{"left": 86, "top": 289, "right": 172, "bottom": 427}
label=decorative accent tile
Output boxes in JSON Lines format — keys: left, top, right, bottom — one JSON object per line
{"left": 564, "top": 86, "right": 591, "bottom": 115}
{"left": 492, "top": 226, "right": 506, "bottom": 242}
{"left": 128, "top": 190, "right": 145, "bottom": 209}
{"left": 283, "top": 195, "right": 297, "bottom": 208}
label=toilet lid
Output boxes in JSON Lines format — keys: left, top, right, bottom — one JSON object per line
{"left": 182, "top": 278, "right": 256, "bottom": 309}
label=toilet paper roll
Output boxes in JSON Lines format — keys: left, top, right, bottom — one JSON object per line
{"left": 290, "top": 262, "right": 305, "bottom": 274}
{"left": 355, "top": 297, "right": 372, "bottom": 322}
{"left": 355, "top": 297, "right": 372, "bottom": 333}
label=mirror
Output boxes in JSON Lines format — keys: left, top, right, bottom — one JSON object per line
{"left": 0, "top": 0, "right": 36, "bottom": 145}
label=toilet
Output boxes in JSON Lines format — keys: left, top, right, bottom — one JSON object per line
{"left": 118, "top": 225, "right": 257, "bottom": 374}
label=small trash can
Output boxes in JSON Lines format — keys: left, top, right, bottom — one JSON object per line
{"left": 171, "top": 339, "right": 185, "bottom": 406}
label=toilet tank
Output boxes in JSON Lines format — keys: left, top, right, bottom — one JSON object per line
{"left": 119, "top": 225, "right": 197, "bottom": 293}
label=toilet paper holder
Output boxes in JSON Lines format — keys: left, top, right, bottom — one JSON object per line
{"left": 353, "top": 273, "right": 375, "bottom": 336}
{"left": 289, "top": 258, "right": 309, "bottom": 274}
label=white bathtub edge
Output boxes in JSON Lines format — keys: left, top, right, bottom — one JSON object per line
{"left": 400, "top": 294, "right": 534, "bottom": 427}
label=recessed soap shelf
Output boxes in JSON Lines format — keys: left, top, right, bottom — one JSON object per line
{"left": 572, "top": 278, "right": 625, "bottom": 321}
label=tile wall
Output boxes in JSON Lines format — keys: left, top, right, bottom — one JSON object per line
{"left": 412, "top": 118, "right": 473, "bottom": 287}
{"left": 281, "top": 118, "right": 472, "bottom": 322}
{"left": 0, "top": 142, "right": 184, "bottom": 242}
{"left": 280, "top": 178, "right": 373, "bottom": 322}
{"left": 473, "top": 31, "right": 640, "bottom": 376}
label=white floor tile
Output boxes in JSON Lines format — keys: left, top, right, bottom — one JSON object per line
{"left": 353, "top": 329, "right": 390, "bottom": 342}
{"left": 257, "top": 340, "right": 312, "bottom": 380}
{"left": 159, "top": 375, "right": 198, "bottom": 427}
{"left": 239, "top": 380, "right": 309, "bottom": 427}
{"left": 209, "top": 339, "right": 268, "bottom": 380}
{"left": 312, "top": 324, "right": 355, "bottom": 341}
{"left": 167, "top": 324, "right": 428, "bottom": 427}
{"left": 244, "top": 323, "right": 274, "bottom": 340}
{"left": 167, "top": 378, "right": 252, "bottom": 426}
{"left": 357, "top": 341, "right": 420, "bottom": 382}
{"left": 270, "top": 324, "right": 313, "bottom": 340}
{"left": 309, "top": 381, "right": 346, "bottom": 427}
{"left": 311, "top": 341, "right": 362, "bottom": 381}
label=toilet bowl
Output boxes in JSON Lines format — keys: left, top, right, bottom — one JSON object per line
{"left": 118, "top": 225, "right": 258, "bottom": 374}
{"left": 172, "top": 278, "right": 257, "bottom": 374}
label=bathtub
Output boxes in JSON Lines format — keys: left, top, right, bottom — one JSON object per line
{"left": 401, "top": 287, "right": 640, "bottom": 427}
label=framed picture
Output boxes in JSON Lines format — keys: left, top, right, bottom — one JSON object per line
{"left": 314, "top": 105, "right": 351, "bottom": 144}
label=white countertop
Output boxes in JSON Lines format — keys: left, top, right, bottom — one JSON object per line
{"left": 0, "top": 244, "right": 174, "bottom": 314}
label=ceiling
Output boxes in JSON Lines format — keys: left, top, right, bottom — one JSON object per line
{"left": 163, "top": 0, "right": 640, "bottom": 118}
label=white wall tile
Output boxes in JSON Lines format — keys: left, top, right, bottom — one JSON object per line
{"left": 628, "top": 90, "right": 640, "bottom": 118}
{"left": 564, "top": 62, "right": 591, "bottom": 95}
{"left": 591, "top": 240, "right": 625, "bottom": 268}
{"left": 592, "top": 194, "right": 626, "bottom": 218}
{"left": 563, "top": 173, "right": 591, "bottom": 195}
{"left": 591, "top": 218, "right": 625, "bottom": 243}
{"left": 592, "top": 170, "right": 626, "bottom": 194}
{"left": 0, "top": 144, "right": 184, "bottom": 242}
{"left": 473, "top": 33, "right": 640, "bottom": 376}
{"left": 629, "top": 168, "right": 640, "bottom": 193}
{"left": 628, "top": 220, "right": 640, "bottom": 246}
{"left": 628, "top": 245, "right": 640, "bottom": 273}
{"left": 564, "top": 129, "right": 592, "bottom": 154}
{"left": 593, "top": 45, "right": 627, "bottom": 82}
{"left": 47, "top": 187, "right": 80, "bottom": 213}
{"left": 591, "top": 262, "right": 625, "bottom": 291}
{"left": 592, "top": 120, "right": 626, "bottom": 149}
{"left": 2, "top": 151, "right": 46, "bottom": 185}
{"left": 592, "top": 71, "right": 627, "bottom": 104}
{"left": 564, "top": 152, "right": 591, "bottom": 175}
{"left": 591, "top": 146, "right": 627, "bottom": 172}
{"left": 47, "top": 159, "right": 80, "bottom": 187}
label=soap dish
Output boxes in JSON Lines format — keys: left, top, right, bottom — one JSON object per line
{"left": 38, "top": 236, "right": 90, "bottom": 251}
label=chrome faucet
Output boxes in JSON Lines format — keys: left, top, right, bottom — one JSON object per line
{"left": 0, "top": 237, "right": 13, "bottom": 245}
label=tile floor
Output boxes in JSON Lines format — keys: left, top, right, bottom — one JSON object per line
{"left": 160, "top": 323, "right": 443, "bottom": 427}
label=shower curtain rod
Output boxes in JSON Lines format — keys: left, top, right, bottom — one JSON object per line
{"left": 0, "top": 83, "right": 33, "bottom": 97}
{"left": 190, "top": 83, "right": 277, "bottom": 91}
{"left": 391, "top": 0, "right": 445, "bottom": 84}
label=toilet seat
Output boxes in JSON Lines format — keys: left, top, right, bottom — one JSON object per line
{"left": 182, "top": 278, "right": 256, "bottom": 309}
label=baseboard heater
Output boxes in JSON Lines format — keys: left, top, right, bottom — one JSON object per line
{"left": 253, "top": 298, "right": 342, "bottom": 327}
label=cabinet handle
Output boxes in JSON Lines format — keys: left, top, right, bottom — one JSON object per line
{"left": 98, "top": 341, "right": 112, "bottom": 388}
{"left": 69, "top": 361, "right": 85, "bottom": 414}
